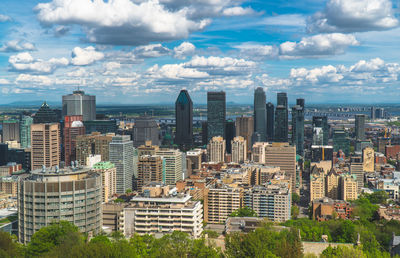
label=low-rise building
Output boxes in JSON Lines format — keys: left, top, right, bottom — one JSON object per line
{"left": 312, "top": 197, "right": 353, "bottom": 221}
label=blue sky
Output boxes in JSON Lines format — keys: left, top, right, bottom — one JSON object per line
{"left": 0, "top": 0, "right": 400, "bottom": 105}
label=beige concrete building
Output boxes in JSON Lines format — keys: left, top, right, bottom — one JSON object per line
{"left": 155, "top": 148, "right": 183, "bottom": 185}
{"left": 310, "top": 160, "right": 332, "bottom": 174}
{"left": 30, "top": 123, "right": 60, "bottom": 170}
{"left": 76, "top": 132, "right": 114, "bottom": 165}
{"left": 137, "top": 155, "right": 164, "bottom": 192}
{"left": 363, "top": 147, "right": 375, "bottom": 173}
{"left": 252, "top": 142, "right": 268, "bottom": 164}
{"left": 231, "top": 136, "right": 247, "bottom": 164}
{"left": 325, "top": 170, "right": 340, "bottom": 200}
{"left": 137, "top": 140, "right": 159, "bottom": 156}
{"left": 265, "top": 142, "right": 296, "bottom": 192}
{"left": 92, "top": 161, "right": 117, "bottom": 202}
{"left": 310, "top": 167, "right": 325, "bottom": 202}
{"left": 350, "top": 162, "right": 364, "bottom": 194}
{"left": 235, "top": 116, "right": 254, "bottom": 151}
{"left": 204, "top": 184, "right": 243, "bottom": 224}
{"left": 102, "top": 203, "right": 129, "bottom": 233}
{"left": 340, "top": 174, "right": 358, "bottom": 201}
{"left": 0, "top": 176, "right": 18, "bottom": 197}
{"left": 207, "top": 136, "right": 225, "bottom": 163}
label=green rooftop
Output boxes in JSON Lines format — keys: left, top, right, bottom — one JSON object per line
{"left": 93, "top": 161, "right": 115, "bottom": 169}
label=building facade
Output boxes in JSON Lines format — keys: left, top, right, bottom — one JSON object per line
{"left": 133, "top": 116, "right": 160, "bottom": 147}
{"left": 63, "top": 115, "right": 85, "bottom": 165}
{"left": 175, "top": 90, "right": 193, "bottom": 148}
{"left": 254, "top": 87, "right": 267, "bottom": 141}
{"left": 291, "top": 100, "right": 305, "bottom": 156}
{"left": 62, "top": 90, "right": 96, "bottom": 121}
{"left": 155, "top": 148, "right": 183, "bottom": 185}
{"left": 231, "top": 136, "right": 247, "bottom": 164}
{"left": 30, "top": 123, "right": 60, "bottom": 170}
{"left": 92, "top": 161, "right": 117, "bottom": 202}
{"left": 235, "top": 116, "right": 254, "bottom": 151}
{"left": 274, "top": 93, "right": 288, "bottom": 142}
{"left": 204, "top": 185, "right": 242, "bottom": 223}
{"left": 207, "top": 91, "right": 226, "bottom": 141}
{"left": 207, "top": 136, "right": 226, "bottom": 163}
{"left": 20, "top": 116, "right": 33, "bottom": 149}
{"left": 76, "top": 132, "right": 114, "bottom": 165}
{"left": 266, "top": 102, "right": 275, "bottom": 142}
{"left": 137, "top": 155, "right": 164, "bottom": 192}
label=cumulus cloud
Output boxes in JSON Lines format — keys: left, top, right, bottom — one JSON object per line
{"left": 279, "top": 33, "right": 359, "bottom": 59}
{"left": 0, "top": 14, "right": 11, "bottom": 22}
{"left": 9, "top": 52, "right": 69, "bottom": 74}
{"left": 0, "top": 79, "right": 10, "bottom": 84}
{"left": 234, "top": 43, "right": 278, "bottom": 60}
{"left": 0, "top": 40, "right": 36, "bottom": 52}
{"left": 15, "top": 74, "right": 52, "bottom": 85}
{"left": 133, "top": 44, "right": 170, "bottom": 58}
{"left": 222, "top": 6, "right": 257, "bottom": 16}
{"left": 147, "top": 63, "right": 209, "bottom": 81}
{"left": 173, "top": 42, "right": 195, "bottom": 59}
{"left": 307, "top": 0, "right": 399, "bottom": 33}
{"left": 35, "top": 0, "right": 211, "bottom": 45}
{"left": 54, "top": 26, "right": 70, "bottom": 37}
{"left": 71, "top": 46, "right": 104, "bottom": 66}
{"left": 290, "top": 65, "right": 344, "bottom": 83}
{"left": 185, "top": 55, "right": 256, "bottom": 75}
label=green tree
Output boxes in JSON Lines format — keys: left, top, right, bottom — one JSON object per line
{"left": 292, "top": 193, "right": 300, "bottom": 204}
{"left": 291, "top": 205, "right": 300, "bottom": 219}
{"left": 0, "top": 231, "right": 22, "bottom": 258}
{"left": 364, "top": 191, "right": 388, "bottom": 205}
{"left": 229, "top": 206, "right": 257, "bottom": 217}
{"left": 321, "top": 245, "right": 366, "bottom": 258}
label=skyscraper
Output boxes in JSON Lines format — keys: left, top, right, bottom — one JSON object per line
{"left": 30, "top": 123, "right": 60, "bottom": 170}
{"left": 33, "top": 102, "right": 58, "bottom": 124}
{"left": 175, "top": 90, "right": 193, "bottom": 148}
{"left": 274, "top": 93, "right": 288, "bottom": 142}
{"left": 207, "top": 91, "right": 226, "bottom": 141}
{"left": 19, "top": 116, "right": 33, "bottom": 148}
{"left": 235, "top": 116, "right": 253, "bottom": 151}
{"left": 109, "top": 135, "right": 135, "bottom": 193}
{"left": 254, "top": 87, "right": 267, "bottom": 141}
{"left": 355, "top": 114, "right": 366, "bottom": 141}
{"left": 63, "top": 115, "right": 85, "bottom": 165}
{"left": 155, "top": 148, "right": 183, "bottom": 185}
{"left": 207, "top": 136, "right": 226, "bottom": 163}
{"left": 266, "top": 102, "right": 274, "bottom": 142}
{"left": 312, "top": 116, "right": 329, "bottom": 145}
{"left": 137, "top": 155, "right": 164, "bottom": 192}
{"left": 231, "top": 136, "right": 247, "bottom": 164}
{"left": 76, "top": 132, "right": 114, "bottom": 165}
{"left": 225, "top": 119, "right": 235, "bottom": 154}
{"left": 291, "top": 99, "right": 305, "bottom": 156}
{"left": 333, "top": 129, "right": 350, "bottom": 155}
{"left": 1, "top": 120, "right": 20, "bottom": 143}
{"left": 133, "top": 116, "right": 160, "bottom": 147}
{"left": 62, "top": 90, "right": 96, "bottom": 121}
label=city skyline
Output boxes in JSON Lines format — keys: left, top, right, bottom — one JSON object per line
{"left": 1, "top": 0, "right": 400, "bottom": 104}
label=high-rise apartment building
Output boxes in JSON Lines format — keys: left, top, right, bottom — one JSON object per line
{"left": 291, "top": 100, "right": 304, "bottom": 156}
{"left": 109, "top": 135, "right": 135, "bottom": 194}
{"left": 244, "top": 183, "right": 291, "bottom": 222}
{"left": 207, "top": 91, "right": 226, "bottom": 141}
{"left": 340, "top": 174, "right": 358, "bottom": 201}
{"left": 235, "top": 116, "right": 253, "bottom": 151}
{"left": 18, "top": 166, "right": 102, "bottom": 243}
{"left": 310, "top": 168, "right": 325, "bottom": 202}
{"left": 231, "top": 136, "right": 247, "bottom": 164}
{"left": 2, "top": 120, "right": 20, "bottom": 143}
{"left": 175, "top": 90, "right": 193, "bottom": 147}
{"left": 76, "top": 132, "right": 114, "bottom": 165}
{"left": 350, "top": 162, "right": 364, "bottom": 194}
{"left": 274, "top": 93, "right": 288, "bottom": 142}
{"left": 19, "top": 116, "right": 33, "bottom": 148}
{"left": 363, "top": 147, "right": 374, "bottom": 173}
{"left": 204, "top": 185, "right": 243, "bottom": 223}
{"left": 252, "top": 142, "right": 268, "bottom": 164}
{"left": 312, "top": 116, "right": 329, "bottom": 145}
{"left": 93, "top": 161, "right": 117, "bottom": 202}
{"left": 155, "top": 148, "right": 183, "bottom": 185}
{"left": 137, "top": 155, "right": 164, "bottom": 192}
{"left": 33, "top": 102, "right": 58, "bottom": 124}
{"left": 266, "top": 102, "right": 274, "bottom": 142}
{"left": 265, "top": 143, "right": 296, "bottom": 192}
{"left": 62, "top": 90, "right": 96, "bottom": 121}
{"left": 63, "top": 115, "right": 85, "bottom": 165}
{"left": 133, "top": 116, "right": 160, "bottom": 147}
{"left": 30, "top": 123, "right": 60, "bottom": 170}
{"left": 254, "top": 87, "right": 267, "bottom": 141}
{"left": 355, "top": 114, "right": 366, "bottom": 141}
{"left": 325, "top": 170, "right": 340, "bottom": 200}
{"left": 207, "top": 136, "right": 226, "bottom": 163}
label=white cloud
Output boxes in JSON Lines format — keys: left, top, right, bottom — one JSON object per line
{"left": 350, "top": 58, "right": 385, "bottom": 72}
{"left": 222, "top": 6, "right": 257, "bottom": 16}
{"left": 0, "top": 14, "right": 11, "bottom": 22}
{"left": 35, "top": 0, "right": 211, "bottom": 45}
{"left": 234, "top": 43, "right": 278, "bottom": 60}
{"left": 54, "top": 26, "right": 70, "bottom": 37}
{"left": 173, "top": 42, "right": 195, "bottom": 59}
{"left": 290, "top": 65, "right": 344, "bottom": 83}
{"left": 0, "top": 40, "right": 36, "bottom": 52}
{"left": 262, "top": 14, "right": 306, "bottom": 27}
{"left": 104, "top": 62, "right": 121, "bottom": 71}
{"left": 9, "top": 52, "right": 69, "bottom": 74}
{"left": 148, "top": 63, "right": 209, "bottom": 80}
{"left": 185, "top": 55, "right": 256, "bottom": 75}
{"left": 307, "top": 0, "right": 399, "bottom": 33}
{"left": 67, "top": 68, "right": 90, "bottom": 77}
{"left": 279, "top": 33, "right": 359, "bottom": 59}
{"left": 134, "top": 44, "right": 170, "bottom": 58}
{"left": 0, "top": 79, "right": 10, "bottom": 84}
{"left": 15, "top": 74, "right": 52, "bottom": 85}
{"left": 71, "top": 46, "right": 104, "bottom": 66}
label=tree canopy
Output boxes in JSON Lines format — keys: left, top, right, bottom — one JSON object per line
{"left": 229, "top": 206, "right": 257, "bottom": 217}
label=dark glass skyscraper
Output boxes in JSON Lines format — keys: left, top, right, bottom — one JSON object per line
{"left": 175, "top": 90, "right": 193, "bottom": 147}
{"left": 207, "top": 91, "right": 226, "bottom": 141}
{"left": 33, "top": 102, "right": 58, "bottom": 124}
{"left": 225, "top": 119, "right": 235, "bottom": 154}
{"left": 254, "top": 87, "right": 266, "bottom": 141}
{"left": 355, "top": 114, "right": 366, "bottom": 141}
{"left": 292, "top": 98, "right": 305, "bottom": 156}
{"left": 266, "top": 102, "right": 274, "bottom": 142}
{"left": 333, "top": 129, "right": 350, "bottom": 155}
{"left": 312, "top": 116, "right": 329, "bottom": 145}
{"left": 274, "top": 93, "right": 288, "bottom": 142}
